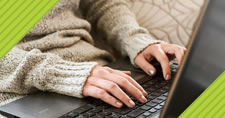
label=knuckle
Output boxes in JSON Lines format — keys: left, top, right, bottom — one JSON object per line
{"left": 178, "top": 47, "right": 184, "bottom": 52}
{"left": 97, "top": 89, "right": 106, "bottom": 98}
{"left": 134, "top": 56, "right": 141, "bottom": 65}
{"left": 135, "top": 54, "right": 142, "bottom": 60}
{"left": 103, "top": 67, "right": 112, "bottom": 71}
{"left": 96, "top": 69, "right": 107, "bottom": 75}
{"left": 109, "top": 83, "right": 117, "bottom": 89}
{"left": 144, "top": 52, "right": 152, "bottom": 60}
{"left": 106, "top": 95, "right": 114, "bottom": 102}
{"left": 175, "top": 46, "right": 180, "bottom": 50}
{"left": 103, "top": 66, "right": 110, "bottom": 69}
{"left": 156, "top": 44, "right": 162, "bottom": 49}
{"left": 160, "top": 56, "right": 168, "bottom": 62}
{"left": 120, "top": 79, "right": 129, "bottom": 85}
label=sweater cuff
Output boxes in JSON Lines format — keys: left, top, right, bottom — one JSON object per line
{"left": 42, "top": 61, "right": 97, "bottom": 98}
{"left": 26, "top": 50, "right": 98, "bottom": 98}
{"left": 123, "top": 34, "right": 163, "bottom": 66}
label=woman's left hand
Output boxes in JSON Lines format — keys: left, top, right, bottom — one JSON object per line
{"left": 134, "top": 42, "right": 186, "bottom": 80}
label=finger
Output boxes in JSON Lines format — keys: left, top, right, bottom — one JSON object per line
{"left": 151, "top": 47, "right": 171, "bottom": 80}
{"left": 162, "top": 45, "right": 185, "bottom": 65}
{"left": 103, "top": 67, "right": 147, "bottom": 102}
{"left": 103, "top": 67, "right": 131, "bottom": 76}
{"left": 102, "top": 73, "right": 147, "bottom": 104}
{"left": 135, "top": 55, "right": 157, "bottom": 77}
{"left": 121, "top": 71, "right": 131, "bottom": 75}
{"left": 83, "top": 85, "right": 123, "bottom": 108}
{"left": 173, "top": 49, "right": 184, "bottom": 65}
{"left": 111, "top": 69, "right": 147, "bottom": 96}
{"left": 89, "top": 77, "right": 136, "bottom": 108}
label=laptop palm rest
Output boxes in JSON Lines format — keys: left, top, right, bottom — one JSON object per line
{"left": 0, "top": 92, "right": 87, "bottom": 118}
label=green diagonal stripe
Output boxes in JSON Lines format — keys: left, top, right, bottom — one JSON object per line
{"left": 0, "top": 0, "right": 59, "bottom": 60}
{"left": 180, "top": 71, "right": 225, "bottom": 118}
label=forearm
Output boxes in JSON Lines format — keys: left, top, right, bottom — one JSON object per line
{"left": 80, "top": 0, "right": 162, "bottom": 65}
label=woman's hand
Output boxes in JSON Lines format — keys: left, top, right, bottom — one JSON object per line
{"left": 83, "top": 66, "right": 147, "bottom": 108}
{"left": 134, "top": 42, "right": 186, "bottom": 80}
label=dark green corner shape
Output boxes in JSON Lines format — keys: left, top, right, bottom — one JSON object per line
{"left": 0, "top": 0, "right": 59, "bottom": 60}
{"left": 180, "top": 71, "right": 225, "bottom": 118}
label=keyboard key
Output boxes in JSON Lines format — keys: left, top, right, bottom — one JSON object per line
{"left": 152, "top": 99, "right": 163, "bottom": 103}
{"left": 127, "top": 108, "right": 145, "bottom": 117}
{"left": 153, "top": 84, "right": 162, "bottom": 89}
{"left": 99, "top": 111, "right": 112, "bottom": 116}
{"left": 75, "top": 105, "right": 92, "bottom": 114}
{"left": 142, "top": 84, "right": 150, "bottom": 88}
{"left": 67, "top": 112, "right": 79, "bottom": 117}
{"left": 149, "top": 108, "right": 157, "bottom": 113}
{"left": 146, "top": 101, "right": 157, "bottom": 107}
{"left": 106, "top": 113, "right": 121, "bottom": 118}
{"left": 121, "top": 115, "right": 132, "bottom": 118}
{"left": 151, "top": 92, "right": 162, "bottom": 97}
{"left": 94, "top": 114, "right": 105, "bottom": 118}
{"left": 160, "top": 101, "right": 165, "bottom": 106}
{"left": 163, "top": 92, "right": 168, "bottom": 97}
{"left": 83, "top": 111, "right": 95, "bottom": 117}
{"left": 158, "top": 96, "right": 167, "bottom": 100}
{"left": 90, "top": 101, "right": 102, "bottom": 107}
{"left": 147, "top": 94, "right": 156, "bottom": 100}
{"left": 102, "top": 103, "right": 111, "bottom": 109}
{"left": 95, "top": 106, "right": 106, "bottom": 110}
{"left": 158, "top": 88, "right": 168, "bottom": 94}
{"left": 107, "top": 107, "right": 132, "bottom": 115}
{"left": 163, "top": 85, "right": 170, "bottom": 90}
{"left": 137, "top": 114, "right": 148, "bottom": 118}
{"left": 146, "top": 88, "right": 156, "bottom": 93}
{"left": 159, "top": 81, "right": 168, "bottom": 86}
{"left": 140, "top": 105, "right": 151, "bottom": 110}
{"left": 155, "top": 105, "right": 163, "bottom": 110}
{"left": 145, "top": 80, "right": 155, "bottom": 85}
{"left": 143, "top": 111, "right": 152, "bottom": 116}
{"left": 135, "top": 101, "right": 143, "bottom": 106}
{"left": 90, "top": 108, "right": 102, "bottom": 113}
{"left": 171, "top": 68, "right": 177, "bottom": 73}
{"left": 77, "top": 115, "right": 89, "bottom": 118}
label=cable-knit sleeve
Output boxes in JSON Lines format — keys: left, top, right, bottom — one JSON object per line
{"left": 80, "top": 0, "right": 163, "bottom": 66}
{"left": 0, "top": 47, "right": 97, "bottom": 98}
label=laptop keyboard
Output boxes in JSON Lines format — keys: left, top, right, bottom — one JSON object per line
{"left": 60, "top": 78, "right": 173, "bottom": 118}
{"left": 60, "top": 63, "right": 177, "bottom": 118}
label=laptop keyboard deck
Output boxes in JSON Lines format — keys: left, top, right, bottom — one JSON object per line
{"left": 60, "top": 64, "right": 177, "bottom": 118}
{"left": 60, "top": 61, "right": 178, "bottom": 118}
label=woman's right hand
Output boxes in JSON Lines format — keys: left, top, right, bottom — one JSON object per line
{"left": 83, "top": 66, "right": 148, "bottom": 108}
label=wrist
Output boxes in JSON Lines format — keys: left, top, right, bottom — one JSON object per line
{"left": 123, "top": 34, "right": 163, "bottom": 67}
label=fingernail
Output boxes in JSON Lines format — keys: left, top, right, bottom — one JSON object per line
{"left": 149, "top": 70, "right": 154, "bottom": 76}
{"left": 165, "top": 74, "right": 171, "bottom": 80}
{"left": 129, "top": 100, "right": 135, "bottom": 107}
{"left": 116, "top": 101, "right": 123, "bottom": 107}
{"left": 141, "top": 95, "right": 147, "bottom": 103}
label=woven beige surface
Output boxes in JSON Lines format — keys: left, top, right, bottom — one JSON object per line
{"left": 128, "top": 0, "right": 205, "bottom": 47}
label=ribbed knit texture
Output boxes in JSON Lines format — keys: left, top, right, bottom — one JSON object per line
{"left": 0, "top": 0, "right": 204, "bottom": 117}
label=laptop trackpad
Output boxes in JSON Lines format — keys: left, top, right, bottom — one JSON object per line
{"left": 0, "top": 92, "right": 87, "bottom": 118}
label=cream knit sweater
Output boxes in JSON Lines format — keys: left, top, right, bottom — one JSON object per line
{"left": 0, "top": 0, "right": 204, "bottom": 117}
{"left": 0, "top": 0, "right": 161, "bottom": 113}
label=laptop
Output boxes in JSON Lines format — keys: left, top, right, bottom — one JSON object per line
{"left": 1, "top": 0, "right": 225, "bottom": 117}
